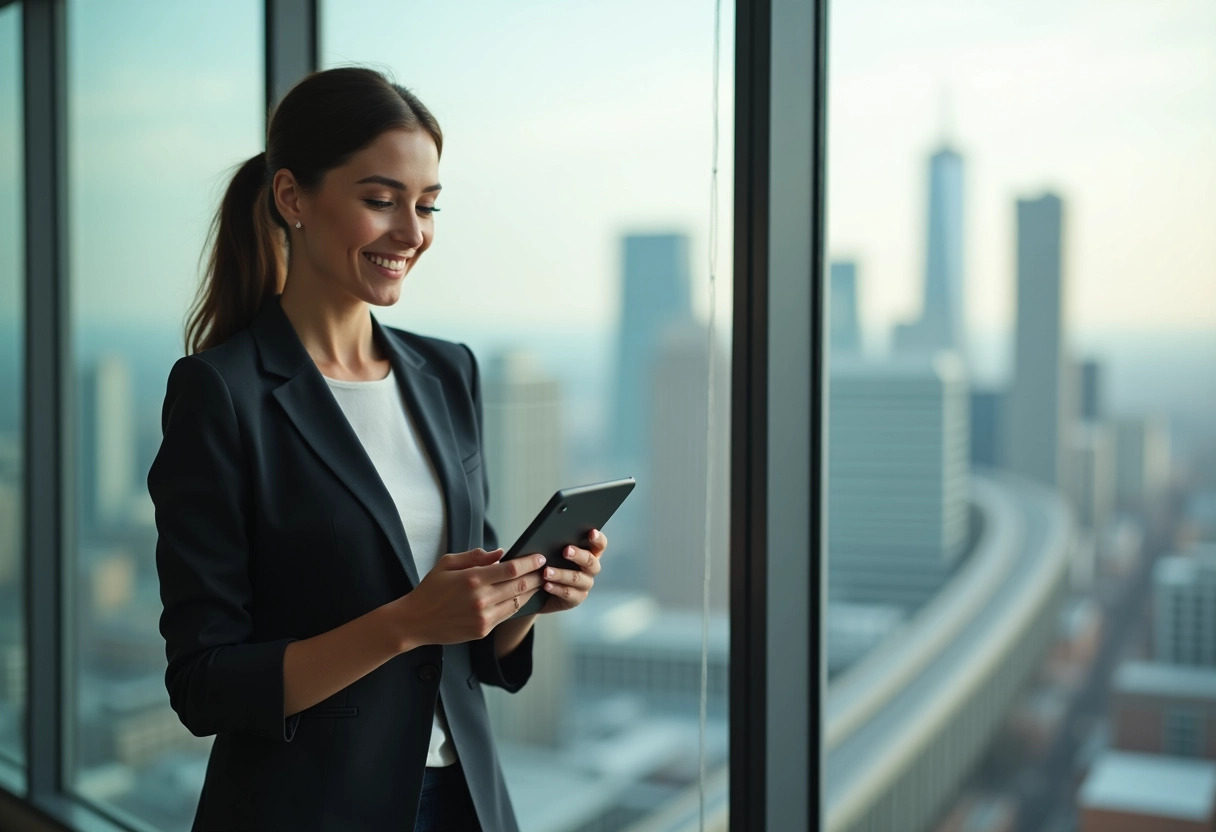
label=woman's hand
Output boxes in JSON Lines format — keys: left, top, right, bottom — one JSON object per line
{"left": 538, "top": 529, "right": 608, "bottom": 614}
{"left": 385, "top": 547, "right": 547, "bottom": 652}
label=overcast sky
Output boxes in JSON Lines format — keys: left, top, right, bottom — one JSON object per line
{"left": 2, "top": 0, "right": 1212, "bottom": 344}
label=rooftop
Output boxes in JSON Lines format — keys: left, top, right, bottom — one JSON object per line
{"left": 1115, "top": 660, "right": 1216, "bottom": 701}
{"left": 1079, "top": 751, "right": 1216, "bottom": 821}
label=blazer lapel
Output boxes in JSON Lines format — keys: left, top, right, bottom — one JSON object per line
{"left": 371, "top": 312, "right": 474, "bottom": 558}
{"left": 252, "top": 293, "right": 422, "bottom": 587}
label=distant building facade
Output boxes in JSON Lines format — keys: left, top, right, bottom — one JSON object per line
{"left": 1007, "top": 192, "right": 1073, "bottom": 489}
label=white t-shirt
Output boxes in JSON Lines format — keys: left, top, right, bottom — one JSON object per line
{"left": 323, "top": 366, "right": 457, "bottom": 768}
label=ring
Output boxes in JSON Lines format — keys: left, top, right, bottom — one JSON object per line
{"left": 512, "top": 596, "right": 520, "bottom": 612}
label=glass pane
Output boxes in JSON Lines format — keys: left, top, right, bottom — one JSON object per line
{"left": 322, "top": 3, "right": 734, "bottom": 829}
{"left": 67, "top": 2, "right": 263, "bottom": 828}
{"left": 0, "top": 0, "right": 26, "bottom": 772}
{"left": 824, "top": 2, "right": 1216, "bottom": 831}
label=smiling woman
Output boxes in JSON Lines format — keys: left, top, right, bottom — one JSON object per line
{"left": 148, "top": 66, "right": 615, "bottom": 832}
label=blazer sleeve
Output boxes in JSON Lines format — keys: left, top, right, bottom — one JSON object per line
{"left": 148, "top": 354, "right": 301, "bottom": 742}
{"left": 461, "top": 343, "right": 536, "bottom": 693}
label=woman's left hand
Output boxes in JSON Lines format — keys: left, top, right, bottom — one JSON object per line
{"left": 538, "top": 529, "right": 608, "bottom": 614}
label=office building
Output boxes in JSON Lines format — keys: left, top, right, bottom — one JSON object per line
{"left": 481, "top": 350, "right": 564, "bottom": 543}
{"left": 1065, "top": 423, "right": 1116, "bottom": 532}
{"left": 1079, "top": 751, "right": 1216, "bottom": 832}
{"left": 647, "top": 322, "right": 730, "bottom": 611}
{"left": 480, "top": 350, "right": 569, "bottom": 747}
{"left": 611, "top": 233, "right": 693, "bottom": 468}
{"left": 827, "top": 352, "right": 970, "bottom": 609}
{"left": 79, "top": 354, "right": 136, "bottom": 531}
{"left": 969, "top": 388, "right": 1005, "bottom": 468}
{"left": 1007, "top": 192, "right": 1073, "bottom": 488}
{"left": 892, "top": 146, "right": 966, "bottom": 356}
{"left": 1113, "top": 660, "right": 1216, "bottom": 759}
{"left": 1080, "top": 358, "right": 1104, "bottom": 423}
{"left": 1153, "top": 547, "right": 1216, "bottom": 667}
{"left": 830, "top": 260, "right": 862, "bottom": 356}
{"left": 1113, "top": 415, "right": 1172, "bottom": 512}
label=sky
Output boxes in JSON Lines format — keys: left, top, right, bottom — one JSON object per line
{"left": 0, "top": 0, "right": 1213, "bottom": 347}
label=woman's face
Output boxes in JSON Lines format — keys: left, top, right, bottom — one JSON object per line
{"left": 290, "top": 127, "right": 441, "bottom": 308}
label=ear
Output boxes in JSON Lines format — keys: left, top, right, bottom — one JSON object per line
{"left": 271, "top": 169, "right": 305, "bottom": 227}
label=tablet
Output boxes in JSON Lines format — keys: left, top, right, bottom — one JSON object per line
{"left": 502, "top": 477, "right": 636, "bottom": 618}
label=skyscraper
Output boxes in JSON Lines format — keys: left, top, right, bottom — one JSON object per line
{"left": 1080, "top": 359, "right": 1105, "bottom": 423}
{"left": 1153, "top": 547, "right": 1216, "bottom": 667}
{"left": 481, "top": 350, "right": 564, "bottom": 543}
{"left": 1007, "top": 192, "right": 1073, "bottom": 488}
{"left": 611, "top": 233, "right": 692, "bottom": 468}
{"left": 893, "top": 146, "right": 966, "bottom": 356}
{"left": 828, "top": 352, "right": 970, "bottom": 610}
{"left": 79, "top": 354, "right": 136, "bottom": 532}
{"left": 479, "top": 349, "right": 569, "bottom": 747}
{"left": 647, "top": 322, "right": 730, "bottom": 611}
{"left": 830, "top": 260, "right": 862, "bottom": 356}
{"left": 1113, "top": 415, "right": 1172, "bottom": 513}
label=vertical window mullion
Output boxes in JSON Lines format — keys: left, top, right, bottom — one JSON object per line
{"left": 265, "top": 0, "right": 317, "bottom": 118}
{"left": 731, "top": 0, "right": 827, "bottom": 829}
{"left": 23, "top": 0, "right": 69, "bottom": 804}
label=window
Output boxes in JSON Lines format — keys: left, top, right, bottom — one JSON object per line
{"left": 66, "top": 2, "right": 263, "bottom": 827}
{"left": 824, "top": 1, "right": 1215, "bottom": 831}
{"left": 0, "top": 0, "right": 26, "bottom": 774}
{"left": 321, "top": 3, "right": 734, "bottom": 828}
{"left": 1164, "top": 709, "right": 1203, "bottom": 758}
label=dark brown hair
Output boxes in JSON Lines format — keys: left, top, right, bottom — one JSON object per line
{"left": 184, "top": 67, "right": 443, "bottom": 354}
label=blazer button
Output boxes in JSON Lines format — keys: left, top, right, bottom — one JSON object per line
{"left": 418, "top": 664, "right": 439, "bottom": 682}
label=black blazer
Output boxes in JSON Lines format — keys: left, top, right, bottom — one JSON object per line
{"left": 148, "top": 292, "right": 533, "bottom": 831}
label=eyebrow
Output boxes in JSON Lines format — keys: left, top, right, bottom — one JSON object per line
{"left": 354, "top": 175, "right": 442, "bottom": 193}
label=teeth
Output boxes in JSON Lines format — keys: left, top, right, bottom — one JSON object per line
{"left": 364, "top": 253, "right": 405, "bottom": 270}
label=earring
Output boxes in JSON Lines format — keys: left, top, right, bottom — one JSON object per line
{"left": 294, "top": 221, "right": 302, "bottom": 229}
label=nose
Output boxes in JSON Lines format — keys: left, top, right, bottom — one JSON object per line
{"left": 391, "top": 210, "right": 426, "bottom": 251}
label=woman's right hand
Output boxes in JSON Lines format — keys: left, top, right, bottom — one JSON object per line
{"left": 385, "top": 548, "right": 547, "bottom": 652}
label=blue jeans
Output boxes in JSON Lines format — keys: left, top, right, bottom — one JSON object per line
{"left": 414, "top": 761, "right": 483, "bottom": 832}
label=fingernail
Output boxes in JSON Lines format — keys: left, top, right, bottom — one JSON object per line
{"left": 590, "top": 529, "right": 599, "bottom": 541}
{"left": 545, "top": 567, "right": 554, "bottom": 578}
{"left": 565, "top": 546, "right": 575, "bottom": 557}
{"left": 537, "top": 555, "right": 546, "bottom": 566}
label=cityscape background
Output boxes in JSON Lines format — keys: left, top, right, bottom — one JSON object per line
{"left": 0, "top": 1, "right": 1214, "bottom": 832}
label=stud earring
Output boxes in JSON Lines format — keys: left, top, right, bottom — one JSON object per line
{"left": 294, "top": 221, "right": 302, "bottom": 229}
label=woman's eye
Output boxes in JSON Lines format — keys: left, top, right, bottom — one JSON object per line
{"left": 418, "top": 205, "right": 441, "bottom": 216}
{"left": 364, "top": 199, "right": 393, "bottom": 210}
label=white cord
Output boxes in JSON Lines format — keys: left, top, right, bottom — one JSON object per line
{"left": 700, "top": 0, "right": 722, "bottom": 827}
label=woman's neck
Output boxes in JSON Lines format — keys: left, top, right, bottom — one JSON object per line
{"left": 279, "top": 280, "right": 387, "bottom": 379}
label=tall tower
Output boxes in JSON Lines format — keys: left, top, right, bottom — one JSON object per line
{"left": 830, "top": 260, "right": 862, "bottom": 356}
{"left": 1007, "top": 193, "right": 1072, "bottom": 488}
{"left": 893, "top": 146, "right": 966, "bottom": 356}
{"left": 611, "top": 233, "right": 692, "bottom": 468}
{"left": 480, "top": 350, "right": 568, "bottom": 747}
{"left": 647, "top": 323, "right": 730, "bottom": 611}
{"left": 79, "top": 353, "right": 136, "bottom": 532}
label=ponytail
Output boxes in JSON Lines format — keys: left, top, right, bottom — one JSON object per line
{"left": 184, "top": 151, "right": 286, "bottom": 355}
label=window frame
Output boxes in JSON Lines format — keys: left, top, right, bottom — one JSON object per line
{"left": 7, "top": 0, "right": 831, "bottom": 829}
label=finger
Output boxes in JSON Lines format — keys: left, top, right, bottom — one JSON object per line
{"left": 438, "top": 547, "right": 505, "bottom": 572}
{"left": 496, "top": 586, "right": 541, "bottom": 616}
{"left": 543, "top": 566, "right": 595, "bottom": 591}
{"left": 588, "top": 529, "right": 608, "bottom": 555}
{"left": 542, "top": 580, "right": 588, "bottom": 606}
{"left": 490, "top": 571, "right": 544, "bottom": 606}
{"left": 487, "top": 553, "right": 547, "bottom": 585}
{"left": 561, "top": 545, "right": 593, "bottom": 568}
{"left": 560, "top": 545, "right": 601, "bottom": 576}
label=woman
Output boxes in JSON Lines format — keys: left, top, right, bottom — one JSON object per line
{"left": 147, "top": 66, "right": 609, "bottom": 832}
